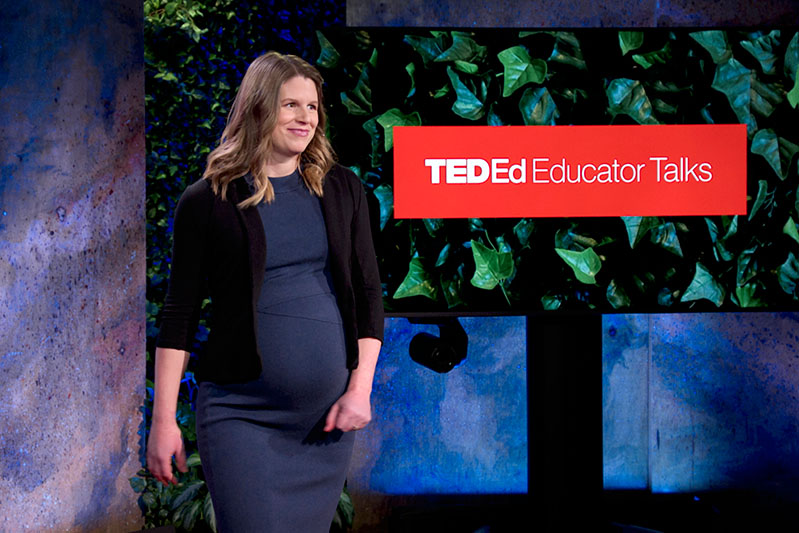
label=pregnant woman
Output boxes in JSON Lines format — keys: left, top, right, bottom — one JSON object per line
{"left": 146, "top": 51, "right": 384, "bottom": 532}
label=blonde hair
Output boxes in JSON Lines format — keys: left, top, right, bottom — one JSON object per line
{"left": 203, "top": 52, "right": 335, "bottom": 207}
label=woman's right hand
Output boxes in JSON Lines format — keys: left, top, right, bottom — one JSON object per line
{"left": 146, "top": 418, "right": 188, "bottom": 485}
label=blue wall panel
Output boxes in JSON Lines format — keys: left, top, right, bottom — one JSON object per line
{"left": 351, "top": 316, "right": 528, "bottom": 495}
{"left": 604, "top": 313, "right": 799, "bottom": 499}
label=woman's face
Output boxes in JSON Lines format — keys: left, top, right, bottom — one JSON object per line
{"left": 270, "top": 75, "right": 319, "bottom": 165}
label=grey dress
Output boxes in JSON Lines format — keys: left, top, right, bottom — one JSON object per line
{"left": 196, "top": 169, "right": 354, "bottom": 532}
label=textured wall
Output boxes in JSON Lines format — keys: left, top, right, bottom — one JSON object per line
{"left": 349, "top": 317, "right": 527, "bottom": 531}
{"left": 604, "top": 313, "right": 799, "bottom": 498}
{"left": 348, "top": 0, "right": 799, "bottom": 27}
{"left": 0, "top": 1, "right": 145, "bottom": 531}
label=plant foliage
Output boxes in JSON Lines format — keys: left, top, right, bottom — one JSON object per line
{"left": 314, "top": 28, "right": 799, "bottom": 313}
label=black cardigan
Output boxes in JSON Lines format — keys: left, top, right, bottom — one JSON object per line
{"left": 156, "top": 164, "right": 385, "bottom": 383}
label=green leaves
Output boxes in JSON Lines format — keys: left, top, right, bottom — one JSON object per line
{"left": 784, "top": 217, "right": 799, "bottom": 245}
{"left": 362, "top": 116, "right": 382, "bottom": 167}
{"left": 373, "top": 184, "right": 393, "bottom": 231}
{"left": 498, "top": 45, "right": 547, "bottom": 97}
{"left": 706, "top": 216, "right": 738, "bottom": 262}
{"left": 393, "top": 257, "right": 438, "bottom": 300}
{"left": 441, "top": 271, "right": 467, "bottom": 309}
{"left": 548, "top": 32, "right": 587, "bottom": 70}
{"left": 315, "top": 31, "right": 340, "bottom": 69}
{"left": 171, "top": 480, "right": 205, "bottom": 511}
{"left": 778, "top": 252, "right": 799, "bottom": 298}
{"left": 339, "top": 51, "right": 376, "bottom": 116}
{"left": 376, "top": 108, "right": 421, "bottom": 151}
{"left": 145, "top": 0, "right": 210, "bottom": 41}
{"left": 749, "top": 179, "right": 772, "bottom": 221}
{"left": 607, "top": 78, "right": 659, "bottom": 124}
{"left": 690, "top": 30, "right": 731, "bottom": 63}
{"left": 446, "top": 66, "right": 485, "bottom": 120}
{"left": 632, "top": 42, "right": 673, "bottom": 69}
{"left": 751, "top": 129, "right": 799, "bottom": 180}
{"left": 736, "top": 245, "right": 758, "bottom": 287}
{"left": 786, "top": 32, "right": 799, "bottom": 80}
{"left": 204, "top": 492, "right": 217, "bottom": 532}
{"left": 681, "top": 263, "right": 725, "bottom": 306}
{"left": 733, "top": 284, "right": 763, "bottom": 308}
{"left": 332, "top": 486, "right": 355, "bottom": 532}
{"left": 621, "top": 216, "right": 661, "bottom": 248}
{"left": 649, "top": 222, "right": 683, "bottom": 257}
{"left": 786, "top": 32, "right": 799, "bottom": 108}
{"left": 711, "top": 58, "right": 756, "bottom": 133}
{"left": 129, "top": 476, "right": 146, "bottom": 493}
{"left": 513, "top": 218, "right": 535, "bottom": 247}
{"left": 436, "top": 31, "right": 487, "bottom": 63}
{"left": 406, "top": 31, "right": 487, "bottom": 73}
{"left": 147, "top": 19, "right": 799, "bottom": 323}
{"left": 519, "top": 87, "right": 559, "bottom": 125}
{"left": 606, "top": 279, "right": 631, "bottom": 309}
{"left": 619, "top": 31, "right": 644, "bottom": 56}
{"left": 470, "top": 239, "right": 514, "bottom": 304}
{"left": 788, "top": 74, "right": 799, "bottom": 109}
{"left": 741, "top": 30, "right": 781, "bottom": 75}
{"left": 404, "top": 33, "right": 447, "bottom": 65}
{"left": 555, "top": 247, "right": 602, "bottom": 285}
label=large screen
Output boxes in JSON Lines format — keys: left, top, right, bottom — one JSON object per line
{"left": 316, "top": 27, "right": 799, "bottom": 314}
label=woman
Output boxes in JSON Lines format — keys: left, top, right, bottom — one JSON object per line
{"left": 147, "top": 52, "right": 384, "bottom": 532}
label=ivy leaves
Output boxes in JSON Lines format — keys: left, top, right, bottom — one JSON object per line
{"left": 556, "top": 248, "right": 602, "bottom": 285}
{"left": 497, "top": 46, "right": 546, "bottom": 97}
{"left": 470, "top": 238, "right": 514, "bottom": 304}
{"left": 315, "top": 28, "right": 799, "bottom": 312}
{"left": 392, "top": 233, "right": 516, "bottom": 307}
{"left": 447, "top": 66, "right": 486, "bottom": 120}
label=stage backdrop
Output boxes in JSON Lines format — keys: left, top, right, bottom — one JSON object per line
{"left": 0, "top": 1, "right": 144, "bottom": 531}
{"left": 2, "top": 1, "right": 798, "bottom": 532}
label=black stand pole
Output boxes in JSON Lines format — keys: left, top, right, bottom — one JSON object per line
{"left": 528, "top": 314, "right": 604, "bottom": 531}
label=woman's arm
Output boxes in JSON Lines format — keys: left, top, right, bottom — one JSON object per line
{"left": 148, "top": 181, "right": 211, "bottom": 483}
{"left": 147, "top": 347, "right": 191, "bottom": 485}
{"left": 324, "top": 167, "right": 385, "bottom": 433}
{"left": 324, "top": 337, "right": 382, "bottom": 432}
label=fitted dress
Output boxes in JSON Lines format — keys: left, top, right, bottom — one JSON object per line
{"left": 195, "top": 169, "right": 354, "bottom": 533}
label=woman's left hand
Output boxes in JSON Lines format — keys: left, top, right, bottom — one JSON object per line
{"left": 323, "top": 389, "right": 372, "bottom": 432}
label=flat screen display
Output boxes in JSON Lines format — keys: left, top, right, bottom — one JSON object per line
{"left": 317, "top": 27, "right": 799, "bottom": 314}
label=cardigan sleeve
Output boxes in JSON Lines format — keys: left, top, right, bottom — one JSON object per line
{"left": 346, "top": 168, "right": 385, "bottom": 342}
{"left": 156, "top": 179, "right": 213, "bottom": 352}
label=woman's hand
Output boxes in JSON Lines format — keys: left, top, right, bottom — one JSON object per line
{"left": 324, "top": 337, "right": 382, "bottom": 433}
{"left": 146, "top": 419, "right": 188, "bottom": 485}
{"left": 323, "top": 389, "right": 372, "bottom": 432}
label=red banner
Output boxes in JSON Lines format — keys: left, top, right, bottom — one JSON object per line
{"left": 393, "top": 125, "right": 747, "bottom": 218}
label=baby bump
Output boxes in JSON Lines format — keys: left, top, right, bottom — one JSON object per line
{"left": 254, "top": 292, "right": 349, "bottom": 410}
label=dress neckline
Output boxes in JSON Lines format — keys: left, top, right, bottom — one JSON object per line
{"left": 245, "top": 169, "right": 305, "bottom": 195}
{"left": 269, "top": 168, "right": 304, "bottom": 194}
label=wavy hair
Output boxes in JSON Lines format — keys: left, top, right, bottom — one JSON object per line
{"left": 203, "top": 52, "right": 335, "bottom": 207}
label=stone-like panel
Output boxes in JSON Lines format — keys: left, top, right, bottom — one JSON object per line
{"left": 349, "top": 316, "right": 527, "bottom": 530}
{"left": 347, "top": 0, "right": 799, "bottom": 27}
{"left": 605, "top": 313, "right": 799, "bottom": 497}
{"left": 347, "top": 0, "right": 656, "bottom": 27}
{"left": 649, "top": 313, "right": 799, "bottom": 496}
{"left": 0, "top": 1, "right": 144, "bottom": 531}
{"left": 655, "top": 0, "right": 799, "bottom": 26}
{"left": 603, "top": 314, "right": 650, "bottom": 489}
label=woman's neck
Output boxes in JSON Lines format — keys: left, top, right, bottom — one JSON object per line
{"left": 265, "top": 155, "right": 300, "bottom": 178}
